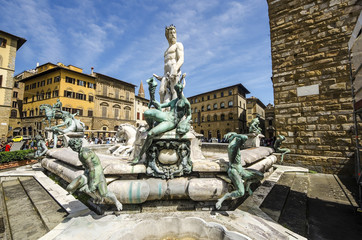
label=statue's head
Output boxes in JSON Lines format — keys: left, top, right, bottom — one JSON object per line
{"left": 165, "top": 24, "right": 177, "bottom": 44}
{"left": 174, "top": 81, "right": 184, "bottom": 96}
{"left": 68, "top": 138, "right": 82, "bottom": 152}
{"left": 35, "top": 134, "right": 42, "bottom": 141}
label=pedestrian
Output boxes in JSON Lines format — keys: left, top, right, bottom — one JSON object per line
{"left": 5, "top": 141, "right": 13, "bottom": 151}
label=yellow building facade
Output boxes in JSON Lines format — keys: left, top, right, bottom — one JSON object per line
{"left": 20, "top": 62, "right": 96, "bottom": 136}
{"left": 188, "top": 84, "right": 250, "bottom": 141}
{"left": 246, "top": 96, "right": 266, "bottom": 135}
{"left": 0, "top": 30, "right": 26, "bottom": 140}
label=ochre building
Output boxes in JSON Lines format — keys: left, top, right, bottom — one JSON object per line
{"left": 0, "top": 30, "right": 26, "bottom": 140}
{"left": 188, "top": 84, "right": 250, "bottom": 141}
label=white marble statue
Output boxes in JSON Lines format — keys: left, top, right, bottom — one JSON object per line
{"left": 107, "top": 124, "right": 137, "bottom": 157}
{"left": 153, "top": 24, "right": 184, "bottom": 104}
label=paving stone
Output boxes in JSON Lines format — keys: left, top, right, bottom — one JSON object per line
{"left": 260, "top": 172, "right": 295, "bottom": 221}
{"left": 19, "top": 177, "right": 67, "bottom": 230}
{"left": 278, "top": 173, "right": 309, "bottom": 237}
{"left": 2, "top": 178, "right": 47, "bottom": 240}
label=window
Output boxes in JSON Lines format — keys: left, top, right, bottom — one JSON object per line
{"left": 115, "top": 89, "right": 119, "bottom": 99}
{"left": 220, "top": 92, "right": 224, "bottom": 97}
{"left": 14, "top": 82, "right": 19, "bottom": 88}
{"left": 54, "top": 76, "right": 60, "bottom": 83}
{"left": 102, "top": 106, "right": 107, "bottom": 117}
{"left": 103, "top": 85, "right": 107, "bottom": 96}
{"left": 88, "top": 95, "right": 94, "bottom": 102}
{"left": 13, "top": 91, "right": 18, "bottom": 98}
{"left": 137, "top": 112, "right": 140, "bottom": 120}
{"left": 30, "top": 110, "right": 34, "bottom": 117}
{"left": 12, "top": 101, "right": 18, "bottom": 108}
{"left": 87, "top": 82, "right": 95, "bottom": 88}
{"left": 221, "top": 114, "right": 225, "bottom": 121}
{"left": 194, "top": 107, "right": 198, "bottom": 113}
{"left": 214, "top": 115, "right": 217, "bottom": 121}
{"left": 220, "top": 102, "right": 225, "bottom": 108}
{"left": 207, "top": 115, "right": 210, "bottom": 122}
{"left": 37, "top": 82, "right": 40, "bottom": 87}
{"left": 53, "top": 90, "right": 59, "bottom": 97}
{"left": 76, "top": 93, "right": 86, "bottom": 100}
{"left": 10, "top": 110, "right": 17, "bottom": 118}
{"left": 40, "top": 91, "right": 44, "bottom": 100}
{"left": 202, "top": 116, "right": 204, "bottom": 122}
{"left": 190, "top": 99, "right": 193, "bottom": 104}
{"left": 269, "top": 120, "right": 273, "bottom": 125}
{"left": 126, "top": 92, "right": 130, "bottom": 101}
{"left": 77, "top": 80, "right": 85, "bottom": 86}
{"left": 31, "top": 83, "right": 36, "bottom": 89}
{"left": 24, "top": 97, "right": 28, "bottom": 103}
{"left": 194, "top": 118, "right": 198, "bottom": 123}
{"left": 202, "top": 97, "right": 204, "bottom": 101}
{"left": 207, "top": 105, "right": 211, "bottom": 110}
{"left": 229, "top": 90, "right": 232, "bottom": 96}
{"left": 25, "top": 85, "right": 29, "bottom": 90}
{"left": 228, "top": 113, "right": 233, "bottom": 120}
{"left": 36, "top": 92, "right": 40, "bottom": 100}
{"left": 114, "top": 108, "right": 119, "bottom": 119}
{"left": 207, "top": 95, "right": 210, "bottom": 100}
{"left": 46, "top": 91, "right": 51, "bottom": 99}
{"left": 66, "top": 77, "right": 75, "bottom": 84}
{"left": 102, "top": 126, "right": 107, "bottom": 131}
{"left": 64, "top": 90, "right": 73, "bottom": 98}
{"left": 41, "top": 80, "right": 45, "bottom": 86}
{"left": 201, "top": 106, "right": 205, "bottom": 111}
{"left": 72, "top": 108, "right": 83, "bottom": 116}
{"left": 47, "top": 78, "right": 52, "bottom": 85}
{"left": 0, "top": 38, "right": 7, "bottom": 48}
{"left": 22, "top": 111, "right": 27, "bottom": 118}
{"left": 214, "top": 94, "right": 216, "bottom": 99}
{"left": 125, "top": 110, "right": 130, "bottom": 119}
{"left": 213, "top": 103, "right": 217, "bottom": 109}
{"left": 195, "top": 98, "right": 198, "bottom": 103}
{"left": 228, "top": 101, "right": 233, "bottom": 107}
{"left": 88, "top": 110, "right": 93, "bottom": 117}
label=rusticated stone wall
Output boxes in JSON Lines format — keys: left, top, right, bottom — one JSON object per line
{"left": 267, "top": 0, "right": 362, "bottom": 173}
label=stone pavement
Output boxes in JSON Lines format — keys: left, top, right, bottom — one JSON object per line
{"left": 0, "top": 164, "right": 89, "bottom": 240}
{"left": 257, "top": 169, "right": 362, "bottom": 240}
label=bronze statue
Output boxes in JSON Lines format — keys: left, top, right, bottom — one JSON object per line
{"left": 132, "top": 77, "right": 191, "bottom": 165}
{"left": 66, "top": 138, "right": 122, "bottom": 211}
{"left": 216, "top": 132, "right": 264, "bottom": 210}
{"left": 273, "top": 135, "right": 290, "bottom": 163}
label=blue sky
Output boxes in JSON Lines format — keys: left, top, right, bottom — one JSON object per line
{"left": 1, "top": 0, "right": 273, "bottom": 105}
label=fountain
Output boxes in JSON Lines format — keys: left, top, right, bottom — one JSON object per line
{"left": 38, "top": 25, "right": 294, "bottom": 240}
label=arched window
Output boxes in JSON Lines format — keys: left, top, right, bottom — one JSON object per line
{"left": 113, "top": 104, "right": 121, "bottom": 119}
{"left": 229, "top": 90, "right": 232, "bottom": 96}
{"left": 221, "top": 114, "right": 225, "bottom": 121}
{"left": 207, "top": 105, "right": 211, "bottom": 110}
{"left": 207, "top": 115, "right": 210, "bottom": 121}
{"left": 213, "top": 103, "right": 217, "bottom": 109}
{"left": 214, "top": 115, "right": 217, "bottom": 121}
{"left": 195, "top": 107, "right": 198, "bottom": 113}
{"left": 228, "top": 113, "right": 233, "bottom": 119}
{"left": 100, "top": 102, "right": 109, "bottom": 117}
{"left": 124, "top": 106, "right": 131, "bottom": 119}
{"left": 228, "top": 101, "right": 233, "bottom": 107}
{"left": 220, "top": 102, "right": 225, "bottom": 108}
{"left": 10, "top": 109, "right": 17, "bottom": 118}
{"left": 202, "top": 116, "right": 205, "bottom": 122}
{"left": 201, "top": 106, "right": 204, "bottom": 112}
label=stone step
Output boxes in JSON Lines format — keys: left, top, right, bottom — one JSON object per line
{"left": 19, "top": 177, "right": 68, "bottom": 231}
{"left": 260, "top": 172, "right": 296, "bottom": 221}
{"left": 278, "top": 173, "right": 309, "bottom": 237}
{"left": 2, "top": 178, "right": 48, "bottom": 240}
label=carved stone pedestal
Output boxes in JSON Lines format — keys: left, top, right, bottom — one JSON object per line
{"left": 244, "top": 133, "right": 265, "bottom": 148}
{"left": 146, "top": 130, "right": 194, "bottom": 179}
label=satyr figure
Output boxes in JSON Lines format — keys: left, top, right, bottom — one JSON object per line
{"left": 132, "top": 79, "right": 191, "bottom": 164}
{"left": 26, "top": 134, "right": 48, "bottom": 159}
{"left": 216, "top": 132, "right": 264, "bottom": 210}
{"left": 66, "top": 138, "right": 122, "bottom": 211}
{"left": 51, "top": 111, "right": 85, "bottom": 148}
{"left": 273, "top": 135, "right": 290, "bottom": 163}
{"left": 153, "top": 24, "right": 184, "bottom": 104}
{"left": 249, "top": 116, "right": 262, "bottom": 134}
